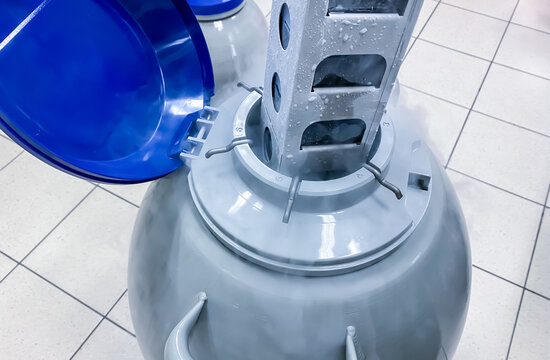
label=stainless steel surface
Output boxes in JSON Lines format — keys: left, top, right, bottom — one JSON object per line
{"left": 261, "top": 0, "right": 423, "bottom": 176}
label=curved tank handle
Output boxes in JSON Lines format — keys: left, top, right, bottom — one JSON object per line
{"left": 164, "top": 292, "right": 207, "bottom": 360}
{"left": 164, "top": 296, "right": 363, "bottom": 360}
{"left": 346, "top": 326, "right": 366, "bottom": 360}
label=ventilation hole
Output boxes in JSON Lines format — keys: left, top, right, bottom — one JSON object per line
{"left": 328, "top": 0, "right": 409, "bottom": 16}
{"left": 312, "top": 55, "right": 386, "bottom": 90}
{"left": 264, "top": 127, "right": 273, "bottom": 162}
{"left": 272, "top": 72, "right": 281, "bottom": 112}
{"left": 279, "top": 3, "right": 291, "bottom": 50}
{"left": 301, "top": 119, "right": 366, "bottom": 149}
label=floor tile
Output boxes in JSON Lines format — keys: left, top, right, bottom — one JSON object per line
{"left": 23, "top": 188, "right": 138, "bottom": 313}
{"left": 254, "top": 0, "right": 272, "bottom": 17}
{"left": 0, "top": 252, "right": 16, "bottom": 280}
{"left": 399, "top": 86, "right": 468, "bottom": 164}
{"left": 399, "top": 40, "right": 489, "bottom": 107}
{"left": 449, "top": 112, "right": 550, "bottom": 203}
{"left": 405, "top": 36, "right": 416, "bottom": 57}
{"left": 474, "top": 64, "right": 550, "bottom": 136}
{"left": 453, "top": 268, "right": 522, "bottom": 360}
{"left": 512, "top": 0, "right": 550, "bottom": 34}
{"left": 0, "top": 267, "right": 100, "bottom": 360}
{"left": 0, "top": 136, "right": 21, "bottom": 169}
{"left": 412, "top": 0, "right": 438, "bottom": 37}
{"left": 73, "top": 321, "right": 143, "bottom": 360}
{"left": 526, "top": 211, "right": 550, "bottom": 298}
{"left": 448, "top": 170, "right": 542, "bottom": 285}
{"left": 495, "top": 24, "right": 550, "bottom": 79}
{"left": 108, "top": 292, "right": 135, "bottom": 334}
{"left": 0, "top": 154, "right": 93, "bottom": 260}
{"left": 442, "top": 0, "right": 517, "bottom": 20}
{"left": 100, "top": 182, "right": 150, "bottom": 207}
{"left": 508, "top": 292, "right": 550, "bottom": 360}
{"left": 421, "top": 4, "right": 507, "bottom": 60}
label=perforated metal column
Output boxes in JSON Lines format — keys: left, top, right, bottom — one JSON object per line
{"left": 261, "top": 0, "right": 423, "bottom": 177}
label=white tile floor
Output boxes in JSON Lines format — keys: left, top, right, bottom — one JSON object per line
{"left": 0, "top": 0, "right": 549, "bottom": 359}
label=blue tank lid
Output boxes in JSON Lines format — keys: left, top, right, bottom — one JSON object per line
{"left": 0, "top": 0, "right": 215, "bottom": 184}
{"left": 187, "top": 0, "right": 244, "bottom": 16}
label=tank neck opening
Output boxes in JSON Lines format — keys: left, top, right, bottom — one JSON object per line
{"left": 244, "top": 96, "right": 382, "bottom": 181}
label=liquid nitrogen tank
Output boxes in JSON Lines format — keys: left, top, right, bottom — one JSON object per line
{"left": 187, "top": 0, "right": 269, "bottom": 105}
{"left": 0, "top": 0, "right": 471, "bottom": 359}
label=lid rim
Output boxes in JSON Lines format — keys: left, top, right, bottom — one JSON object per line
{"left": 0, "top": 0, "right": 214, "bottom": 184}
{"left": 187, "top": 0, "right": 244, "bottom": 16}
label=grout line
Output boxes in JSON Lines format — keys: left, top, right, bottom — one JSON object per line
{"left": 96, "top": 185, "right": 141, "bottom": 209}
{"left": 400, "top": 83, "right": 550, "bottom": 138}
{"left": 20, "top": 263, "right": 105, "bottom": 318}
{"left": 415, "top": 37, "right": 492, "bottom": 62}
{"left": 444, "top": 0, "right": 521, "bottom": 169}
{"left": 402, "top": 42, "right": 550, "bottom": 86}
{"left": 0, "top": 151, "right": 24, "bottom": 172}
{"left": 446, "top": 168, "right": 547, "bottom": 207}
{"left": 0, "top": 186, "right": 97, "bottom": 286}
{"left": 525, "top": 288, "right": 550, "bottom": 302}
{"left": 522, "top": 185, "right": 550, "bottom": 286}
{"left": 404, "top": 0, "right": 442, "bottom": 60}
{"left": 0, "top": 250, "right": 18, "bottom": 263}
{"left": 472, "top": 265, "right": 524, "bottom": 290}
{"left": 69, "top": 320, "right": 103, "bottom": 359}
{"left": 471, "top": 110, "right": 550, "bottom": 139}
{"left": 400, "top": 84, "right": 469, "bottom": 109}
{"left": 105, "top": 317, "right": 136, "bottom": 338}
{"left": 440, "top": 2, "right": 511, "bottom": 23}
{"left": 441, "top": 0, "right": 550, "bottom": 38}
{"left": 20, "top": 186, "right": 98, "bottom": 263}
{"left": 104, "top": 288, "right": 136, "bottom": 337}
{"left": 0, "top": 251, "right": 20, "bottom": 284}
{"left": 492, "top": 61, "right": 550, "bottom": 82}
{"left": 441, "top": 1, "right": 550, "bottom": 38}
{"left": 472, "top": 264, "right": 550, "bottom": 303}
{"left": 505, "top": 184, "right": 550, "bottom": 359}
{"left": 0, "top": 254, "right": 137, "bottom": 352}
{"left": 509, "top": 22, "right": 550, "bottom": 36}
{"left": 69, "top": 289, "right": 129, "bottom": 359}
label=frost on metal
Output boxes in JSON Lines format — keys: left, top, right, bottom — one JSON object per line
{"left": 261, "top": 0, "right": 423, "bottom": 177}
{"left": 328, "top": 0, "right": 409, "bottom": 16}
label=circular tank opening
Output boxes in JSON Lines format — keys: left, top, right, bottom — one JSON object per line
{"left": 279, "top": 3, "right": 290, "bottom": 50}
{"left": 244, "top": 96, "right": 386, "bottom": 182}
{"left": 272, "top": 72, "right": 282, "bottom": 112}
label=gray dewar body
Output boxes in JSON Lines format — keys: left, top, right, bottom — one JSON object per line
{"left": 0, "top": 0, "right": 472, "bottom": 359}
{"left": 129, "top": 90, "right": 471, "bottom": 360}
{"left": 128, "top": 1, "right": 471, "bottom": 359}
{"left": 195, "top": 0, "right": 269, "bottom": 106}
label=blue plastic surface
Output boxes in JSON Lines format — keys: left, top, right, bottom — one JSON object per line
{"left": 0, "top": 0, "right": 214, "bottom": 183}
{"left": 187, "top": 0, "right": 244, "bottom": 16}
